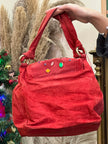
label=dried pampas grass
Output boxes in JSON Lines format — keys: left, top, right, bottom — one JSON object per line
{"left": 24, "top": 0, "right": 38, "bottom": 20}
{"left": 14, "top": 0, "right": 26, "bottom": 11}
{"left": 27, "top": 0, "right": 51, "bottom": 61}
{"left": 0, "top": 5, "right": 11, "bottom": 53}
{"left": 22, "top": 0, "right": 38, "bottom": 51}
{"left": 11, "top": 6, "right": 28, "bottom": 71}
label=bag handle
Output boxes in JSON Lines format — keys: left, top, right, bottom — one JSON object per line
{"left": 20, "top": 8, "right": 85, "bottom": 62}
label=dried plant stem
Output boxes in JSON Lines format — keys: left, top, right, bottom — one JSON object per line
{"left": 11, "top": 6, "right": 28, "bottom": 71}
{"left": 0, "top": 5, "right": 11, "bottom": 53}
{"left": 24, "top": 0, "right": 38, "bottom": 20}
{"left": 27, "top": 0, "right": 50, "bottom": 61}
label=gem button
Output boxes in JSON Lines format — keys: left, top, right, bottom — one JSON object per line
{"left": 46, "top": 68, "right": 51, "bottom": 73}
{"left": 59, "top": 62, "right": 63, "bottom": 68}
{"left": 51, "top": 61, "right": 54, "bottom": 66}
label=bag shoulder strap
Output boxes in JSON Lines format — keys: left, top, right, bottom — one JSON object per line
{"left": 20, "top": 8, "right": 85, "bottom": 62}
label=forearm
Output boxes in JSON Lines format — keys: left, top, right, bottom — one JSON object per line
{"left": 88, "top": 10, "right": 108, "bottom": 36}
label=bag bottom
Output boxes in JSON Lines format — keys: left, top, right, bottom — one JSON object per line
{"left": 18, "top": 122, "right": 100, "bottom": 137}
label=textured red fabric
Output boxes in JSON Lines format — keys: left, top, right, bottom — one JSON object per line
{"left": 12, "top": 8, "right": 104, "bottom": 136}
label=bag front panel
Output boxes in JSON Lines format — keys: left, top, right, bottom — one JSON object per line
{"left": 18, "top": 58, "right": 103, "bottom": 131}
{"left": 25, "top": 57, "right": 84, "bottom": 79}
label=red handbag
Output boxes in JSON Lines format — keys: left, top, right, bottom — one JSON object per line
{"left": 12, "top": 8, "right": 104, "bottom": 136}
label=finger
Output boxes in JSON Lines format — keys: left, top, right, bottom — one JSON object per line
{"left": 53, "top": 9, "right": 64, "bottom": 16}
{"left": 57, "top": 3, "right": 73, "bottom": 12}
{"left": 53, "top": 4, "right": 74, "bottom": 18}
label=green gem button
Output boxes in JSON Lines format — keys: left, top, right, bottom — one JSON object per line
{"left": 59, "top": 62, "right": 63, "bottom": 68}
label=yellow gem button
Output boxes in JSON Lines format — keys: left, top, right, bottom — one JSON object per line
{"left": 46, "top": 68, "right": 51, "bottom": 73}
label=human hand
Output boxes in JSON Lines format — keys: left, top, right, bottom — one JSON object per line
{"left": 48, "top": 4, "right": 92, "bottom": 23}
{"left": 47, "top": 3, "right": 108, "bottom": 35}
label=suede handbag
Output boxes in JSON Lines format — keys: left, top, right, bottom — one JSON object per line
{"left": 12, "top": 8, "right": 104, "bottom": 137}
